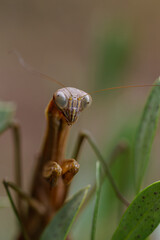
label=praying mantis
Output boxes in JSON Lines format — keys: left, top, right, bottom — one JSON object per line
{"left": 1, "top": 52, "right": 158, "bottom": 240}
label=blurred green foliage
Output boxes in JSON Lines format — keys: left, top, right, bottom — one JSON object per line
{"left": 94, "top": 24, "right": 133, "bottom": 89}
{"left": 0, "top": 102, "right": 15, "bottom": 134}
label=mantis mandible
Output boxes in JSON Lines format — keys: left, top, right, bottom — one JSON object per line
{"left": 2, "top": 52, "right": 158, "bottom": 240}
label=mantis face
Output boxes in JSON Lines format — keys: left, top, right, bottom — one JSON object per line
{"left": 53, "top": 87, "right": 92, "bottom": 125}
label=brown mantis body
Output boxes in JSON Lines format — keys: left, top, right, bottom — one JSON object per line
{"left": 18, "top": 87, "right": 91, "bottom": 239}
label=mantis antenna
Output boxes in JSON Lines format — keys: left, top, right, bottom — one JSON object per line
{"left": 89, "top": 84, "right": 160, "bottom": 95}
{"left": 9, "top": 49, "right": 66, "bottom": 88}
{"left": 80, "top": 82, "right": 160, "bottom": 98}
{"left": 10, "top": 50, "right": 160, "bottom": 97}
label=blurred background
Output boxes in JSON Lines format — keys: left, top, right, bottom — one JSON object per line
{"left": 0, "top": 1, "right": 160, "bottom": 239}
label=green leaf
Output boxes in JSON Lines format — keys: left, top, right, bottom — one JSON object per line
{"left": 91, "top": 162, "right": 101, "bottom": 240}
{"left": 133, "top": 78, "right": 160, "bottom": 192}
{"left": 0, "top": 102, "right": 16, "bottom": 134}
{"left": 40, "top": 186, "right": 90, "bottom": 240}
{"left": 112, "top": 181, "right": 160, "bottom": 240}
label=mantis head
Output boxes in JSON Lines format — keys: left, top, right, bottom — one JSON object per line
{"left": 53, "top": 87, "right": 92, "bottom": 125}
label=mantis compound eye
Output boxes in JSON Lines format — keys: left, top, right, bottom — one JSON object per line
{"left": 55, "top": 91, "right": 68, "bottom": 109}
{"left": 81, "top": 94, "right": 92, "bottom": 110}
